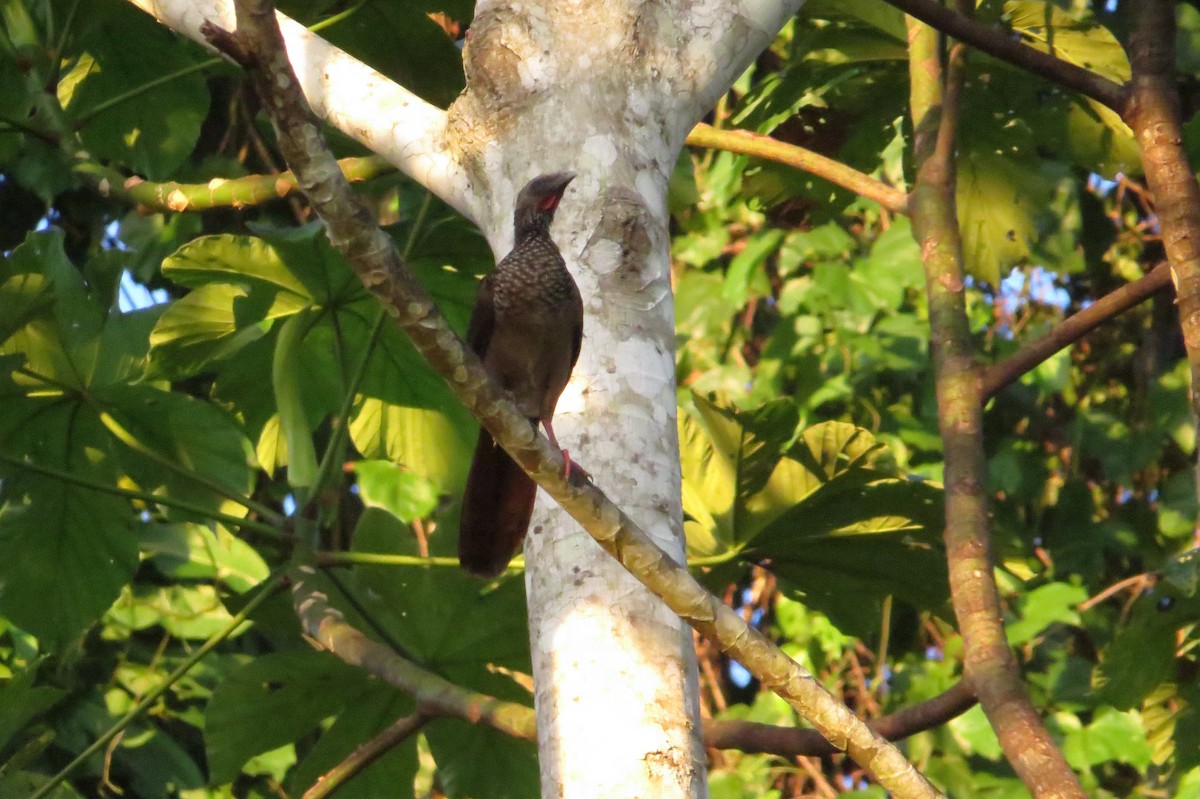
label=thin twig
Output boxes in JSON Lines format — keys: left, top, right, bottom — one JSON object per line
{"left": 302, "top": 714, "right": 429, "bottom": 799}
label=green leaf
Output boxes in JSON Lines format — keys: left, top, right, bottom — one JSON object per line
{"left": 352, "top": 460, "right": 438, "bottom": 523}
{"left": 724, "top": 228, "right": 783, "bottom": 307}
{"left": 58, "top": 2, "right": 208, "bottom": 179}
{"left": 949, "top": 705, "right": 1004, "bottom": 760}
{"left": 205, "top": 651, "right": 372, "bottom": 783}
{"left": 138, "top": 522, "right": 269, "bottom": 593}
{"left": 1062, "top": 707, "right": 1152, "bottom": 770}
{"left": 273, "top": 313, "right": 319, "bottom": 490}
{"left": 0, "top": 416, "right": 138, "bottom": 647}
{"left": 680, "top": 394, "right": 946, "bottom": 634}
{"left": 350, "top": 400, "right": 473, "bottom": 491}
{"left": 1004, "top": 1, "right": 1130, "bottom": 84}
{"left": 350, "top": 509, "right": 531, "bottom": 674}
{"left": 1094, "top": 591, "right": 1193, "bottom": 709}
{"left": 0, "top": 663, "right": 65, "bottom": 756}
{"left": 425, "top": 719, "right": 539, "bottom": 799}
{"left": 1006, "top": 582, "right": 1086, "bottom": 646}
{"left": 106, "top": 583, "right": 245, "bottom": 640}
{"left": 149, "top": 235, "right": 313, "bottom": 376}
{"left": 98, "top": 383, "right": 255, "bottom": 518}
{"left": 956, "top": 150, "right": 1056, "bottom": 286}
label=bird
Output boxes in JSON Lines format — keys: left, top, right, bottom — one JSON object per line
{"left": 458, "top": 172, "right": 583, "bottom": 578}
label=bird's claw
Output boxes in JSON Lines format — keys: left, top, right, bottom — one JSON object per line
{"left": 561, "top": 450, "right": 592, "bottom": 486}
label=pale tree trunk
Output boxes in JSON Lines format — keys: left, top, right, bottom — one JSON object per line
{"left": 130, "top": 1, "right": 802, "bottom": 795}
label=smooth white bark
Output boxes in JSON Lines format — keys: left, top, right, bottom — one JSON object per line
{"left": 448, "top": 3, "right": 802, "bottom": 796}
{"left": 127, "top": 0, "right": 471, "bottom": 218}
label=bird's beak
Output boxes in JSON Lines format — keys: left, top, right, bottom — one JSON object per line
{"left": 551, "top": 172, "right": 576, "bottom": 194}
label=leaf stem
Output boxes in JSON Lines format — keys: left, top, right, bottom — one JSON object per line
{"left": 316, "top": 551, "right": 462, "bottom": 568}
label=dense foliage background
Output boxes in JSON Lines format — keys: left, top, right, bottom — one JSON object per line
{"left": 1, "top": 0, "right": 1198, "bottom": 796}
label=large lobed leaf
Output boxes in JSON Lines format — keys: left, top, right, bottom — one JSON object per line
{"left": 681, "top": 393, "right": 946, "bottom": 635}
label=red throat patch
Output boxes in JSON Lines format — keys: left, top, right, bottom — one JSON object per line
{"left": 538, "top": 194, "right": 561, "bottom": 213}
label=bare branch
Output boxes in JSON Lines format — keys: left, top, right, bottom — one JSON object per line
{"left": 1125, "top": 0, "right": 1200, "bottom": 517}
{"left": 78, "top": 155, "right": 391, "bottom": 212}
{"left": 885, "top": 0, "right": 1127, "bottom": 112}
{"left": 685, "top": 123, "right": 908, "bottom": 214}
{"left": 302, "top": 714, "right": 429, "bottom": 799}
{"left": 982, "top": 263, "right": 1171, "bottom": 398}
{"left": 704, "top": 679, "right": 977, "bottom": 758}
{"left": 291, "top": 566, "right": 538, "bottom": 739}
{"left": 905, "top": 20, "right": 1085, "bottom": 798}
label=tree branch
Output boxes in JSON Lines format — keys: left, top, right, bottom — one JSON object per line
{"left": 704, "top": 679, "right": 977, "bottom": 758}
{"left": 77, "top": 155, "right": 392, "bottom": 212}
{"left": 982, "top": 262, "right": 1172, "bottom": 398}
{"left": 300, "top": 561, "right": 975, "bottom": 764}
{"left": 1124, "top": 0, "right": 1200, "bottom": 521}
{"left": 884, "top": 0, "right": 1127, "bottom": 112}
{"left": 291, "top": 565, "right": 538, "bottom": 739}
{"left": 216, "top": 3, "right": 941, "bottom": 796}
{"left": 125, "top": 0, "right": 471, "bottom": 219}
{"left": 685, "top": 123, "right": 908, "bottom": 214}
{"left": 301, "top": 713, "right": 429, "bottom": 799}
{"left": 905, "top": 21, "right": 1084, "bottom": 798}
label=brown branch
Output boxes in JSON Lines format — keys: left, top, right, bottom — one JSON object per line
{"left": 213, "top": 4, "right": 941, "bottom": 796}
{"left": 685, "top": 123, "right": 908, "bottom": 214}
{"left": 884, "top": 0, "right": 1127, "bottom": 112}
{"left": 982, "top": 262, "right": 1172, "bottom": 398}
{"left": 291, "top": 566, "right": 538, "bottom": 739}
{"left": 905, "top": 20, "right": 1085, "bottom": 798}
{"left": 302, "top": 713, "right": 429, "bottom": 799}
{"left": 704, "top": 679, "right": 976, "bottom": 758}
{"left": 1124, "top": 1, "right": 1200, "bottom": 484}
{"left": 308, "top": 550, "right": 975, "bottom": 763}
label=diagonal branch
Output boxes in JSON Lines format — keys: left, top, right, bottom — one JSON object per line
{"left": 906, "top": 19, "right": 1084, "bottom": 798}
{"left": 883, "top": 0, "right": 1127, "bottom": 112}
{"left": 301, "top": 713, "right": 429, "bottom": 799}
{"left": 297, "top": 566, "right": 976, "bottom": 762}
{"left": 292, "top": 566, "right": 536, "bottom": 739}
{"left": 982, "top": 262, "right": 1172, "bottom": 398}
{"left": 125, "top": 0, "right": 471, "bottom": 219}
{"left": 685, "top": 123, "right": 908, "bottom": 214}
{"left": 214, "top": 3, "right": 941, "bottom": 796}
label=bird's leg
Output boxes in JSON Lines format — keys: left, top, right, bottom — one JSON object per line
{"left": 542, "top": 418, "right": 589, "bottom": 482}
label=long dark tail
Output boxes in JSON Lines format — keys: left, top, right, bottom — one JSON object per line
{"left": 458, "top": 428, "right": 537, "bottom": 578}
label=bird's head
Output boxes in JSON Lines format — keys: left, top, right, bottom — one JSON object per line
{"left": 514, "top": 172, "right": 575, "bottom": 240}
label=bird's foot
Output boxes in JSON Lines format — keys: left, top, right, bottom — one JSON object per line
{"left": 561, "top": 450, "right": 592, "bottom": 486}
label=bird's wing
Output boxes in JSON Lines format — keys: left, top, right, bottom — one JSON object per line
{"left": 465, "top": 274, "right": 496, "bottom": 357}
